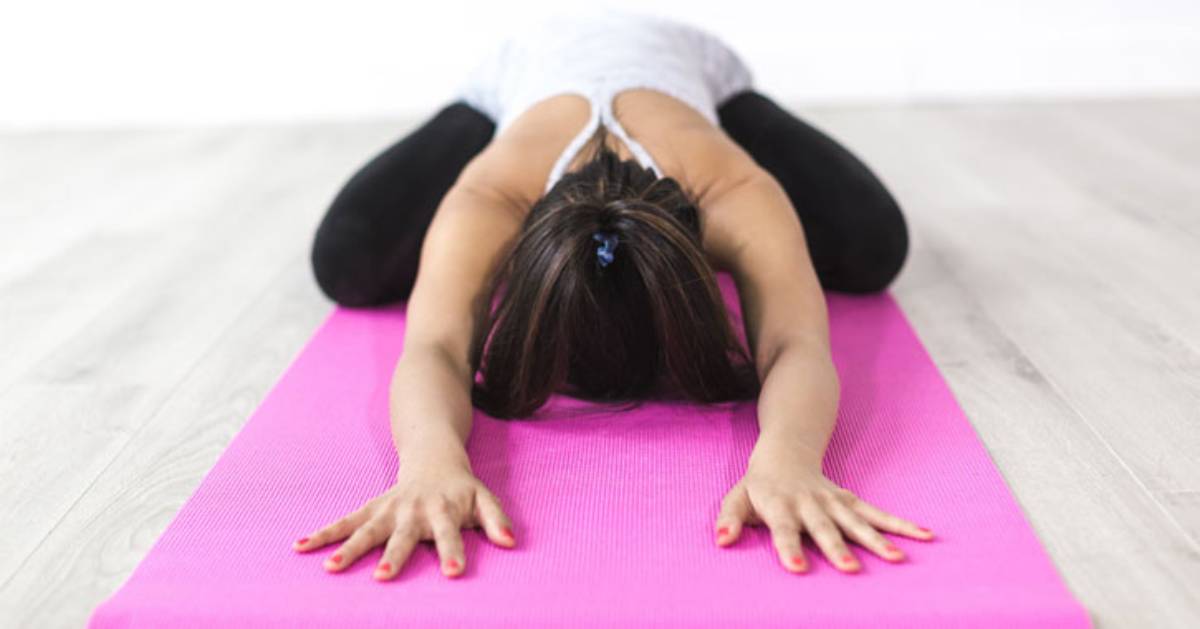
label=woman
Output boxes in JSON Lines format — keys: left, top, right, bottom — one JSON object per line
{"left": 296, "top": 9, "right": 930, "bottom": 582}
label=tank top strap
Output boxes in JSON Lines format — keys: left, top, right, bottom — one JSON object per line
{"left": 543, "top": 88, "right": 664, "bottom": 195}
{"left": 544, "top": 91, "right": 601, "bottom": 194}
{"left": 598, "top": 92, "right": 663, "bottom": 179}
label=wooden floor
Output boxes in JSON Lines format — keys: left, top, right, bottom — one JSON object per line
{"left": 1, "top": 98, "right": 1198, "bottom": 627}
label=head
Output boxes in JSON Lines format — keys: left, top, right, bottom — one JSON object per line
{"left": 468, "top": 124, "right": 760, "bottom": 419}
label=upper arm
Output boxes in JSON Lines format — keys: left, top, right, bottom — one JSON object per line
{"left": 403, "top": 129, "right": 573, "bottom": 372}
{"left": 702, "top": 164, "right": 830, "bottom": 372}
{"left": 402, "top": 164, "right": 525, "bottom": 373}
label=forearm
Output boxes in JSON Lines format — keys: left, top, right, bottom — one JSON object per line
{"left": 749, "top": 339, "right": 840, "bottom": 469}
{"left": 389, "top": 342, "right": 475, "bottom": 473}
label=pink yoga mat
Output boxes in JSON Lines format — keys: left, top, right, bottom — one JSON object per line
{"left": 90, "top": 273, "right": 1091, "bottom": 628}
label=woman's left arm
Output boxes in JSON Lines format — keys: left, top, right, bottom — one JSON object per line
{"left": 701, "top": 166, "right": 934, "bottom": 574}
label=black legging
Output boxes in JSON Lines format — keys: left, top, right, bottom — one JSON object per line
{"left": 310, "top": 90, "right": 908, "bottom": 307}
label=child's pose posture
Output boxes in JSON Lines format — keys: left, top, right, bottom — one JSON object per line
{"left": 294, "top": 9, "right": 932, "bottom": 581}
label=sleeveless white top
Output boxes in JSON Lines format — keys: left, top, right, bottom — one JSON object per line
{"left": 452, "top": 8, "right": 755, "bottom": 195}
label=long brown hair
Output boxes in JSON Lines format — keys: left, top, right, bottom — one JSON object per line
{"left": 468, "top": 124, "right": 760, "bottom": 419}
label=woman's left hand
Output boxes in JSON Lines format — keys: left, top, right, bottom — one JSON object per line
{"left": 714, "top": 446, "right": 935, "bottom": 573}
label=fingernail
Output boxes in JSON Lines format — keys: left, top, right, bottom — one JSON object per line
{"left": 445, "top": 558, "right": 460, "bottom": 571}
{"left": 330, "top": 554, "right": 343, "bottom": 564}
{"left": 840, "top": 554, "right": 859, "bottom": 569}
{"left": 716, "top": 526, "right": 730, "bottom": 538}
{"left": 500, "top": 526, "right": 515, "bottom": 541}
{"left": 790, "top": 555, "right": 807, "bottom": 570}
{"left": 884, "top": 542, "right": 901, "bottom": 553}
{"left": 295, "top": 537, "right": 310, "bottom": 546}
{"left": 375, "top": 562, "right": 391, "bottom": 574}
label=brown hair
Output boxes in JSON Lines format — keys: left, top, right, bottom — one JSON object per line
{"left": 467, "top": 124, "right": 760, "bottom": 419}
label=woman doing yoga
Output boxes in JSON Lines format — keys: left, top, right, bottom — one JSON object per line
{"left": 294, "top": 9, "right": 932, "bottom": 581}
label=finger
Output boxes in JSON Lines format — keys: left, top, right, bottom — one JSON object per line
{"left": 826, "top": 498, "right": 905, "bottom": 563}
{"left": 375, "top": 522, "right": 421, "bottom": 581}
{"left": 797, "top": 499, "right": 860, "bottom": 573}
{"left": 849, "top": 498, "right": 935, "bottom": 541}
{"left": 474, "top": 488, "right": 516, "bottom": 549}
{"left": 325, "top": 516, "right": 391, "bottom": 572}
{"left": 757, "top": 498, "right": 808, "bottom": 574}
{"left": 427, "top": 501, "right": 467, "bottom": 578}
{"left": 714, "top": 484, "right": 752, "bottom": 547}
{"left": 294, "top": 505, "right": 372, "bottom": 552}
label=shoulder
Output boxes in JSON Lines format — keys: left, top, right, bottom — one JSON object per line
{"left": 454, "top": 93, "right": 595, "bottom": 213}
{"left": 612, "top": 91, "right": 769, "bottom": 270}
{"left": 609, "top": 90, "right": 763, "bottom": 205}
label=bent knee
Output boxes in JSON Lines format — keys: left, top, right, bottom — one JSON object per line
{"left": 823, "top": 204, "right": 910, "bottom": 294}
{"left": 310, "top": 217, "right": 409, "bottom": 308}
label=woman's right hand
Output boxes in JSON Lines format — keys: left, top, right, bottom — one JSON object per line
{"left": 292, "top": 460, "right": 516, "bottom": 580}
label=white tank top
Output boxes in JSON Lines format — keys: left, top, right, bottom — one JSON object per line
{"left": 451, "top": 8, "right": 755, "bottom": 195}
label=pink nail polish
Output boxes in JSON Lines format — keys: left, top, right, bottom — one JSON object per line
{"left": 445, "top": 558, "right": 460, "bottom": 570}
{"left": 790, "top": 555, "right": 807, "bottom": 568}
{"left": 717, "top": 526, "right": 730, "bottom": 537}
{"left": 330, "top": 554, "right": 343, "bottom": 564}
{"left": 376, "top": 562, "right": 391, "bottom": 573}
{"left": 296, "top": 537, "right": 310, "bottom": 546}
{"left": 500, "top": 526, "right": 515, "bottom": 541}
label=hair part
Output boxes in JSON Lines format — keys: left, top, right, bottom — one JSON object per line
{"left": 468, "top": 123, "right": 760, "bottom": 419}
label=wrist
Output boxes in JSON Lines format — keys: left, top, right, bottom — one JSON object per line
{"left": 396, "top": 429, "right": 471, "bottom": 476}
{"left": 398, "top": 451, "right": 473, "bottom": 481}
{"left": 750, "top": 433, "right": 825, "bottom": 470}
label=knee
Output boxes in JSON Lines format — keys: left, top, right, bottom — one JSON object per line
{"left": 823, "top": 199, "right": 910, "bottom": 294}
{"left": 310, "top": 213, "right": 410, "bottom": 308}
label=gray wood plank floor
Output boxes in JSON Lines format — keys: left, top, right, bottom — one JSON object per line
{"left": 1, "top": 98, "right": 1197, "bottom": 628}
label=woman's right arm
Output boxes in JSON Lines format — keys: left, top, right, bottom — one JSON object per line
{"left": 293, "top": 141, "right": 538, "bottom": 580}
{"left": 389, "top": 180, "right": 525, "bottom": 474}
{"left": 388, "top": 128, "right": 562, "bottom": 470}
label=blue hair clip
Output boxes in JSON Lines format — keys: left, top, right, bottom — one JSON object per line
{"left": 592, "top": 231, "right": 619, "bottom": 268}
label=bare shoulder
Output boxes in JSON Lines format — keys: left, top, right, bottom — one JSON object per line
{"left": 610, "top": 89, "right": 765, "bottom": 206}
{"left": 454, "top": 94, "right": 595, "bottom": 212}
{"left": 612, "top": 90, "right": 775, "bottom": 271}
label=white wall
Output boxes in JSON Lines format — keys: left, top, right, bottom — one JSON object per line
{"left": 2, "top": 0, "right": 1198, "bottom": 129}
